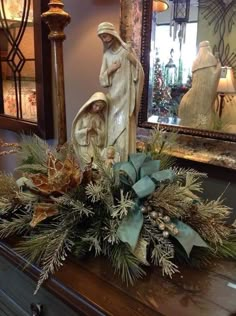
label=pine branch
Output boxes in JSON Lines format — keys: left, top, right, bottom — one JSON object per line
{"left": 109, "top": 242, "right": 146, "bottom": 285}
{"left": 18, "top": 134, "right": 49, "bottom": 166}
{"left": 149, "top": 183, "right": 193, "bottom": 218}
{"left": 52, "top": 195, "right": 94, "bottom": 224}
{"left": 85, "top": 182, "right": 105, "bottom": 203}
{"left": 148, "top": 233, "right": 178, "bottom": 277}
{"left": 102, "top": 218, "right": 120, "bottom": 245}
{"left": 184, "top": 173, "right": 205, "bottom": 195}
{"left": 148, "top": 127, "right": 177, "bottom": 159}
{"left": 0, "top": 198, "right": 13, "bottom": 214}
{"left": 174, "top": 168, "right": 207, "bottom": 180}
{"left": 185, "top": 197, "right": 231, "bottom": 247}
{"left": 158, "top": 153, "right": 176, "bottom": 170}
{"left": 55, "top": 142, "right": 75, "bottom": 162}
{"left": 142, "top": 214, "right": 179, "bottom": 277}
{"left": 15, "top": 231, "right": 56, "bottom": 265}
{"left": 15, "top": 163, "right": 47, "bottom": 174}
{"left": 81, "top": 219, "right": 104, "bottom": 256}
{"left": 0, "top": 172, "right": 18, "bottom": 198}
{"left": 72, "top": 239, "right": 90, "bottom": 258}
{"left": 215, "top": 234, "right": 236, "bottom": 259}
{"left": 0, "top": 211, "right": 32, "bottom": 239}
{"left": 34, "top": 229, "right": 73, "bottom": 294}
{"left": 85, "top": 180, "right": 114, "bottom": 214}
{"left": 112, "top": 190, "right": 134, "bottom": 219}
{"left": 93, "top": 146, "right": 115, "bottom": 187}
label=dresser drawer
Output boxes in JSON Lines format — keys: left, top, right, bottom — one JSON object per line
{"left": 0, "top": 255, "right": 80, "bottom": 316}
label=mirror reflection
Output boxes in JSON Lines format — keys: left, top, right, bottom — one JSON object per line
{"left": 147, "top": 0, "right": 236, "bottom": 134}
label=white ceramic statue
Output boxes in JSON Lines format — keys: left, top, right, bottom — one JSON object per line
{"left": 71, "top": 92, "right": 108, "bottom": 163}
{"left": 178, "top": 41, "right": 221, "bottom": 129}
{"left": 97, "top": 22, "right": 144, "bottom": 161}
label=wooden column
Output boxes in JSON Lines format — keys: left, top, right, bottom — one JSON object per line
{"left": 41, "top": 0, "right": 71, "bottom": 146}
{"left": 120, "top": 0, "right": 133, "bottom": 43}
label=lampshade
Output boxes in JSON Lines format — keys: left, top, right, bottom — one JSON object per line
{"left": 217, "top": 67, "right": 236, "bottom": 94}
{"left": 153, "top": 0, "right": 170, "bottom": 12}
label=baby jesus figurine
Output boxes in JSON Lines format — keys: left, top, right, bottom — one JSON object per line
{"left": 102, "top": 146, "right": 120, "bottom": 168}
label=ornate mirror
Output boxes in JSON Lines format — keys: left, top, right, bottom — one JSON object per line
{"left": 139, "top": 0, "right": 236, "bottom": 138}
{"left": 120, "top": 0, "right": 236, "bottom": 168}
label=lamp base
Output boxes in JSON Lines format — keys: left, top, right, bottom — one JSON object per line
{"left": 218, "top": 94, "right": 225, "bottom": 118}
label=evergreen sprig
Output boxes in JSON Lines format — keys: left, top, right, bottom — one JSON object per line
{"left": 215, "top": 234, "right": 236, "bottom": 259}
{"left": 109, "top": 242, "right": 146, "bottom": 285}
{"left": 0, "top": 172, "right": 18, "bottom": 199}
{"left": 112, "top": 190, "right": 134, "bottom": 219}
{"left": 149, "top": 183, "right": 193, "bottom": 218}
{"left": 0, "top": 210, "right": 32, "bottom": 239}
{"left": 15, "top": 163, "right": 48, "bottom": 174}
{"left": 34, "top": 229, "right": 73, "bottom": 294}
{"left": 142, "top": 215, "right": 177, "bottom": 277}
{"left": 15, "top": 229, "right": 57, "bottom": 265}
{"left": 185, "top": 197, "right": 231, "bottom": 247}
{"left": 18, "top": 134, "right": 49, "bottom": 166}
{"left": 52, "top": 195, "right": 94, "bottom": 223}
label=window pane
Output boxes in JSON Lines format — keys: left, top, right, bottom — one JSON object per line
{"left": 0, "top": 0, "right": 37, "bottom": 122}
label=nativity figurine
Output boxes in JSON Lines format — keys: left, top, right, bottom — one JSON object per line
{"left": 101, "top": 145, "right": 120, "bottom": 168}
{"left": 97, "top": 22, "right": 144, "bottom": 161}
{"left": 71, "top": 92, "right": 108, "bottom": 164}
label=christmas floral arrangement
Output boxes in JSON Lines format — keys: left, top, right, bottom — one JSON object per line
{"left": 0, "top": 130, "right": 236, "bottom": 295}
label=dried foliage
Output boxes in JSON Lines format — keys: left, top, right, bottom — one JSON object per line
{"left": 0, "top": 138, "right": 20, "bottom": 156}
{"left": 148, "top": 183, "right": 193, "bottom": 218}
{"left": 0, "top": 172, "right": 18, "bottom": 199}
{"left": 185, "top": 197, "right": 231, "bottom": 247}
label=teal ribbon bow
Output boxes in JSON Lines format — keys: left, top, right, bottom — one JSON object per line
{"left": 115, "top": 153, "right": 175, "bottom": 250}
{"left": 172, "top": 220, "right": 208, "bottom": 257}
{"left": 116, "top": 200, "right": 143, "bottom": 250}
{"left": 114, "top": 153, "right": 175, "bottom": 199}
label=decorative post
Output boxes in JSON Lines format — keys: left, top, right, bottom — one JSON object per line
{"left": 120, "top": 0, "right": 133, "bottom": 42}
{"left": 41, "top": 0, "right": 71, "bottom": 146}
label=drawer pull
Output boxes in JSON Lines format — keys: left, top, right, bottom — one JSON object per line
{"left": 30, "top": 303, "right": 43, "bottom": 316}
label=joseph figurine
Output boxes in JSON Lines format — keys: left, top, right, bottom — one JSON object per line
{"left": 97, "top": 22, "right": 144, "bottom": 161}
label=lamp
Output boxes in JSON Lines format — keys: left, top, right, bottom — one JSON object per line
{"left": 169, "top": 0, "right": 190, "bottom": 49}
{"left": 153, "top": 0, "right": 170, "bottom": 12}
{"left": 173, "top": 0, "right": 190, "bottom": 23}
{"left": 217, "top": 67, "right": 236, "bottom": 117}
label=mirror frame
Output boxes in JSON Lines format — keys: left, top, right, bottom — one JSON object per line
{"left": 138, "top": 0, "right": 236, "bottom": 142}
{"left": 120, "top": 0, "right": 236, "bottom": 170}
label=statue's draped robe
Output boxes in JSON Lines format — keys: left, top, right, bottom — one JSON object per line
{"left": 99, "top": 46, "right": 144, "bottom": 161}
{"left": 73, "top": 112, "right": 105, "bottom": 161}
{"left": 71, "top": 92, "right": 107, "bottom": 164}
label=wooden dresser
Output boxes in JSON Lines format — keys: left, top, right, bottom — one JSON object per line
{"left": 0, "top": 241, "right": 236, "bottom": 316}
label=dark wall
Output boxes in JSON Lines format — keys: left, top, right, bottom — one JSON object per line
{"left": 176, "top": 158, "right": 236, "bottom": 224}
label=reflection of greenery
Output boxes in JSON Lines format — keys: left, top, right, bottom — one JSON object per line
{"left": 211, "top": 112, "right": 230, "bottom": 132}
